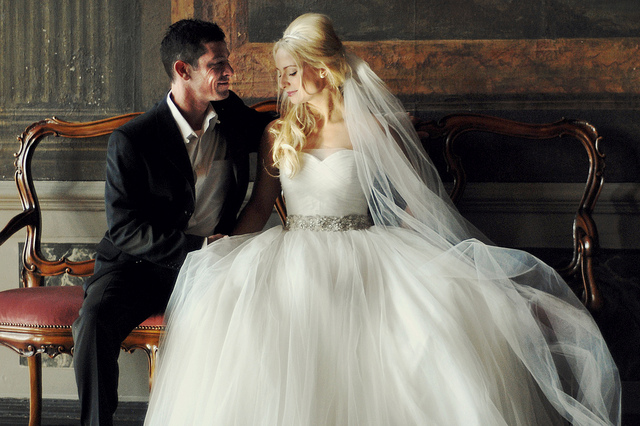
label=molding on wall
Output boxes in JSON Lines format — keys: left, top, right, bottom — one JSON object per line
{"left": 0, "top": 181, "right": 637, "bottom": 214}
{"left": 0, "top": 180, "right": 636, "bottom": 248}
{"left": 451, "top": 182, "right": 640, "bottom": 249}
{"left": 457, "top": 182, "right": 640, "bottom": 215}
{"left": 0, "top": 181, "right": 105, "bottom": 211}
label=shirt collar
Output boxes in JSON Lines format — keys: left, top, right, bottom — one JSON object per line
{"left": 166, "top": 92, "right": 218, "bottom": 144}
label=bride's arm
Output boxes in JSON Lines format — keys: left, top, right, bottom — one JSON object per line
{"left": 232, "top": 122, "right": 282, "bottom": 235}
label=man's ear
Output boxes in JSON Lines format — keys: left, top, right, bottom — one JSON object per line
{"left": 174, "top": 60, "right": 190, "bottom": 80}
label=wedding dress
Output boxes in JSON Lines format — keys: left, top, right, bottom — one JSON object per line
{"left": 145, "top": 52, "right": 619, "bottom": 424}
{"left": 145, "top": 147, "right": 619, "bottom": 425}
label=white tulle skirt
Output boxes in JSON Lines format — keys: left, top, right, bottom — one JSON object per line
{"left": 144, "top": 225, "right": 620, "bottom": 425}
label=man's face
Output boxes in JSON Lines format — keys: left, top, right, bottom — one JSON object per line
{"left": 188, "top": 41, "right": 234, "bottom": 101}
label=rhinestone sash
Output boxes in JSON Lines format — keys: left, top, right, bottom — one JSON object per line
{"left": 285, "top": 214, "right": 373, "bottom": 232}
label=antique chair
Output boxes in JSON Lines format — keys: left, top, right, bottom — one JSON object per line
{"left": 414, "top": 114, "right": 605, "bottom": 311}
{"left": 0, "top": 100, "right": 278, "bottom": 426}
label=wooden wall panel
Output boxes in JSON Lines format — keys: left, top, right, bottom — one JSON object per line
{"left": 201, "top": 1, "right": 640, "bottom": 100}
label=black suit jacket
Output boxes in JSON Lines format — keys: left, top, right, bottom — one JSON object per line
{"left": 90, "top": 91, "right": 271, "bottom": 286}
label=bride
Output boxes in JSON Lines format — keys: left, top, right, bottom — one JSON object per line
{"left": 145, "top": 13, "right": 620, "bottom": 425}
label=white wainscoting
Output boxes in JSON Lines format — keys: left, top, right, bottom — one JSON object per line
{"left": 456, "top": 182, "right": 640, "bottom": 250}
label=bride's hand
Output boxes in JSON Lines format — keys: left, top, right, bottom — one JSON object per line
{"left": 206, "top": 233, "right": 227, "bottom": 245}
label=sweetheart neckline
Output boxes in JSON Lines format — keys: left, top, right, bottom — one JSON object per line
{"left": 302, "top": 149, "right": 354, "bottom": 162}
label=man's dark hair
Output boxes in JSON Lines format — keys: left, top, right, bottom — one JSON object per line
{"left": 160, "top": 19, "right": 226, "bottom": 80}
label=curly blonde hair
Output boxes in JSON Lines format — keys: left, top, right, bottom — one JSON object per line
{"left": 270, "top": 13, "right": 350, "bottom": 176}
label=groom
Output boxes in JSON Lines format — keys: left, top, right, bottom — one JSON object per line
{"left": 72, "top": 19, "right": 272, "bottom": 425}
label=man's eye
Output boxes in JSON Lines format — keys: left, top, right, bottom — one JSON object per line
{"left": 289, "top": 71, "right": 297, "bottom": 76}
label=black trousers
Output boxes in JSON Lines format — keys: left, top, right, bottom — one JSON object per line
{"left": 72, "top": 262, "right": 176, "bottom": 426}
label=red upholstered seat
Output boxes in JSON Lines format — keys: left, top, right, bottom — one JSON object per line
{"left": 0, "top": 282, "right": 166, "bottom": 426}
{"left": 0, "top": 286, "right": 164, "bottom": 328}
{"left": 140, "top": 313, "right": 165, "bottom": 327}
{"left": 0, "top": 286, "right": 83, "bottom": 327}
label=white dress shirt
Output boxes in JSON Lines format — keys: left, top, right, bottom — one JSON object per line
{"left": 167, "top": 92, "right": 234, "bottom": 237}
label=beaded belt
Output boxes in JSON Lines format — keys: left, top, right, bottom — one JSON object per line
{"left": 284, "top": 214, "right": 373, "bottom": 232}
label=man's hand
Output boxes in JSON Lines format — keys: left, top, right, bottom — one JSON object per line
{"left": 206, "top": 233, "right": 227, "bottom": 245}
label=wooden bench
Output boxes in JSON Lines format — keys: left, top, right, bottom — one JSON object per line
{"left": 0, "top": 103, "right": 604, "bottom": 425}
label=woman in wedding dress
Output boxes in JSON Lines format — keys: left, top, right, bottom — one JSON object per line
{"left": 145, "top": 13, "right": 620, "bottom": 425}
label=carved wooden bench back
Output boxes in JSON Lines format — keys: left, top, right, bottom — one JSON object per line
{"left": 2, "top": 113, "right": 142, "bottom": 286}
{"left": 0, "top": 105, "right": 604, "bottom": 425}
{"left": 6, "top": 99, "right": 279, "bottom": 286}
{"left": 1, "top": 110, "right": 605, "bottom": 308}
{"left": 3, "top": 109, "right": 605, "bottom": 292}
{"left": 415, "top": 113, "right": 605, "bottom": 311}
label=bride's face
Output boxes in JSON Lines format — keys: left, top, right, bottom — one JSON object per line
{"left": 275, "top": 48, "right": 324, "bottom": 105}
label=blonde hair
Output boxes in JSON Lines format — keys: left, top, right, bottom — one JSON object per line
{"left": 271, "top": 13, "right": 350, "bottom": 175}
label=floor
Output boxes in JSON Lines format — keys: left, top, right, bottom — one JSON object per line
{"left": 1, "top": 396, "right": 639, "bottom": 425}
{"left": 0, "top": 399, "right": 146, "bottom": 425}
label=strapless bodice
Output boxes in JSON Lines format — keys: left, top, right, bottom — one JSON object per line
{"left": 279, "top": 150, "right": 368, "bottom": 217}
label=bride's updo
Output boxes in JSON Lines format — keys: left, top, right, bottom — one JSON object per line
{"left": 271, "top": 13, "right": 350, "bottom": 175}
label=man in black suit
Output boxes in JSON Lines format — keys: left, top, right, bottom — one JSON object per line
{"left": 72, "top": 19, "right": 272, "bottom": 425}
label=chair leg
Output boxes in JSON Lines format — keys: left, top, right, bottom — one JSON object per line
{"left": 28, "top": 354, "right": 42, "bottom": 426}
{"left": 145, "top": 345, "right": 159, "bottom": 392}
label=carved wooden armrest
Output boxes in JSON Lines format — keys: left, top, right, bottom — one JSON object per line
{"left": 2, "top": 113, "right": 142, "bottom": 287}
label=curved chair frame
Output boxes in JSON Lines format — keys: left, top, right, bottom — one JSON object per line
{"left": 415, "top": 113, "right": 605, "bottom": 311}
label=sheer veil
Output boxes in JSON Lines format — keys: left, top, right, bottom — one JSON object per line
{"left": 344, "top": 53, "right": 486, "bottom": 246}
{"left": 343, "top": 53, "right": 621, "bottom": 425}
